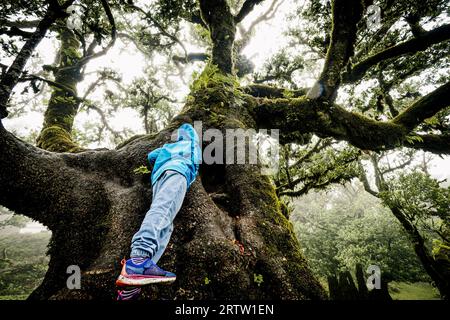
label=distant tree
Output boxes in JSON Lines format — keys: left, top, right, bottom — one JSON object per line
{"left": 359, "top": 151, "right": 450, "bottom": 298}
{"left": 292, "top": 182, "right": 428, "bottom": 283}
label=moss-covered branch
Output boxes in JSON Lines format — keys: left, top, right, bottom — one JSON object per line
{"left": 343, "top": 24, "right": 450, "bottom": 83}
{"left": 314, "top": 0, "right": 367, "bottom": 100}
{"left": 242, "top": 84, "right": 307, "bottom": 98}
{"left": 404, "top": 134, "right": 450, "bottom": 155}
{"left": 392, "top": 81, "right": 450, "bottom": 131}
{"left": 250, "top": 82, "right": 450, "bottom": 154}
{"left": 0, "top": 122, "right": 84, "bottom": 228}
{"left": 251, "top": 95, "right": 406, "bottom": 150}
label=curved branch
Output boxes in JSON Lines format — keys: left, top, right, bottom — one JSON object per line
{"left": 392, "top": 81, "right": 450, "bottom": 131}
{"left": 289, "top": 139, "right": 332, "bottom": 169}
{"left": 0, "top": 1, "right": 72, "bottom": 118}
{"left": 0, "top": 123, "right": 82, "bottom": 228}
{"left": 343, "top": 24, "right": 450, "bottom": 83}
{"left": 357, "top": 160, "right": 378, "bottom": 197}
{"left": 235, "top": 0, "right": 265, "bottom": 23}
{"left": 278, "top": 162, "right": 357, "bottom": 197}
{"left": 19, "top": 74, "right": 77, "bottom": 96}
{"left": 128, "top": 4, "right": 188, "bottom": 60}
{"left": 251, "top": 96, "right": 406, "bottom": 150}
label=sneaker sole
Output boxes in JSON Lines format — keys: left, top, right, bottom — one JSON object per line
{"left": 116, "top": 275, "right": 176, "bottom": 287}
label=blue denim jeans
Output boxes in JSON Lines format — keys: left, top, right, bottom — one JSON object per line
{"left": 130, "top": 170, "right": 187, "bottom": 263}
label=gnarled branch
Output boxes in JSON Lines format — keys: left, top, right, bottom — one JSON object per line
{"left": 343, "top": 24, "right": 450, "bottom": 83}
{"left": 250, "top": 81, "right": 450, "bottom": 154}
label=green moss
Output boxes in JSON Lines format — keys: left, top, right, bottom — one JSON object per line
{"left": 190, "top": 62, "right": 240, "bottom": 93}
{"left": 36, "top": 125, "right": 82, "bottom": 153}
{"left": 234, "top": 170, "right": 326, "bottom": 298}
{"left": 181, "top": 62, "right": 255, "bottom": 129}
{"left": 329, "top": 108, "right": 408, "bottom": 149}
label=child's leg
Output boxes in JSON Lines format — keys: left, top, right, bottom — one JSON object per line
{"left": 130, "top": 170, "right": 187, "bottom": 261}
{"left": 151, "top": 223, "right": 174, "bottom": 264}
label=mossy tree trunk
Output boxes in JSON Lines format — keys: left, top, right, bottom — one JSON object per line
{"left": 1, "top": 0, "right": 450, "bottom": 300}
{"left": 36, "top": 25, "right": 83, "bottom": 153}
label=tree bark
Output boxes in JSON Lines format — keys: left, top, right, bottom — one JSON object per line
{"left": 199, "top": 0, "right": 236, "bottom": 74}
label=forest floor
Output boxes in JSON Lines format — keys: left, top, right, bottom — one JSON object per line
{"left": 0, "top": 227, "right": 50, "bottom": 299}
{"left": 388, "top": 281, "right": 441, "bottom": 300}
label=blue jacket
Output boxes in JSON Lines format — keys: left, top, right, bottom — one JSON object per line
{"left": 147, "top": 123, "right": 201, "bottom": 188}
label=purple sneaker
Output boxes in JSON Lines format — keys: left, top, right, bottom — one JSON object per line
{"left": 116, "top": 257, "right": 176, "bottom": 287}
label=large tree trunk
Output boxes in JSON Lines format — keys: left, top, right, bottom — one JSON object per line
{"left": 0, "top": 70, "right": 326, "bottom": 299}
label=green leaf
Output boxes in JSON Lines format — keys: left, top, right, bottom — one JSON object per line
{"left": 133, "top": 165, "right": 151, "bottom": 175}
{"left": 253, "top": 273, "right": 264, "bottom": 286}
